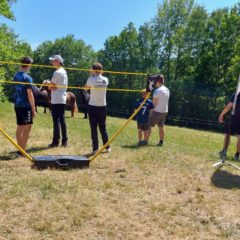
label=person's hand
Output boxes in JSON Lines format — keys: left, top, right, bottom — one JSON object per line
{"left": 218, "top": 114, "right": 224, "bottom": 123}
{"left": 32, "top": 110, "right": 37, "bottom": 118}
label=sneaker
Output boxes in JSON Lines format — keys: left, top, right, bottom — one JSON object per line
{"left": 48, "top": 143, "right": 59, "bottom": 148}
{"left": 16, "top": 151, "right": 24, "bottom": 157}
{"left": 90, "top": 149, "right": 98, "bottom": 156}
{"left": 138, "top": 141, "right": 143, "bottom": 146}
{"left": 234, "top": 152, "right": 239, "bottom": 161}
{"left": 219, "top": 150, "right": 227, "bottom": 159}
{"left": 105, "top": 147, "right": 111, "bottom": 153}
{"left": 157, "top": 141, "right": 163, "bottom": 146}
{"left": 61, "top": 142, "right": 68, "bottom": 147}
{"left": 141, "top": 140, "right": 148, "bottom": 146}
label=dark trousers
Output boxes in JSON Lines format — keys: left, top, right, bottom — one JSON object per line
{"left": 51, "top": 104, "right": 68, "bottom": 145}
{"left": 88, "top": 105, "right": 109, "bottom": 151}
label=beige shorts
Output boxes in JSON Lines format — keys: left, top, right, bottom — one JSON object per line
{"left": 148, "top": 111, "right": 167, "bottom": 127}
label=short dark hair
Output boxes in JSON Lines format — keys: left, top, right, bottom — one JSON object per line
{"left": 21, "top": 57, "right": 33, "bottom": 68}
{"left": 157, "top": 74, "right": 164, "bottom": 84}
{"left": 92, "top": 62, "right": 103, "bottom": 71}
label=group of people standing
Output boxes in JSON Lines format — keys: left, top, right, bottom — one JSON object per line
{"left": 13, "top": 56, "right": 171, "bottom": 157}
{"left": 13, "top": 56, "right": 110, "bottom": 156}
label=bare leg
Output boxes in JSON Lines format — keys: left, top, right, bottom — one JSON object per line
{"left": 143, "top": 130, "right": 149, "bottom": 141}
{"left": 223, "top": 133, "right": 230, "bottom": 150}
{"left": 159, "top": 126, "right": 165, "bottom": 141}
{"left": 16, "top": 124, "right": 32, "bottom": 150}
{"left": 236, "top": 135, "right": 240, "bottom": 153}
{"left": 138, "top": 129, "right": 142, "bottom": 142}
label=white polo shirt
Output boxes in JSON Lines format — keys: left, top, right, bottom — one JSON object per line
{"left": 153, "top": 85, "right": 170, "bottom": 113}
{"left": 86, "top": 74, "right": 108, "bottom": 107}
{"left": 51, "top": 67, "right": 68, "bottom": 104}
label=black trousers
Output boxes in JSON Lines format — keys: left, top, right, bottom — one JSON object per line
{"left": 51, "top": 104, "right": 68, "bottom": 145}
{"left": 88, "top": 105, "right": 109, "bottom": 151}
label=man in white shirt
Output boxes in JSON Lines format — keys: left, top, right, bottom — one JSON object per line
{"left": 48, "top": 55, "right": 68, "bottom": 147}
{"left": 85, "top": 63, "right": 110, "bottom": 154}
{"left": 148, "top": 74, "right": 170, "bottom": 146}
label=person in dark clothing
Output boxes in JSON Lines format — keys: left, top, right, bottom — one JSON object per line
{"left": 134, "top": 90, "right": 154, "bottom": 146}
{"left": 80, "top": 89, "right": 90, "bottom": 119}
{"left": 218, "top": 93, "right": 240, "bottom": 160}
{"left": 85, "top": 63, "right": 110, "bottom": 155}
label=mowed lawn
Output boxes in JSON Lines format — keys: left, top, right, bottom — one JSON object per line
{"left": 1, "top": 102, "right": 240, "bottom": 240}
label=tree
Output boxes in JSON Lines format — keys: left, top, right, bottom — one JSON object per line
{"left": 0, "top": 0, "right": 16, "bottom": 20}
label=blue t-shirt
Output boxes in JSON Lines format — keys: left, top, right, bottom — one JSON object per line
{"left": 14, "top": 71, "right": 33, "bottom": 108}
{"left": 135, "top": 98, "right": 154, "bottom": 123}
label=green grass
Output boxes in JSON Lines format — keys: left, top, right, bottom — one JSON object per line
{"left": 1, "top": 102, "right": 240, "bottom": 240}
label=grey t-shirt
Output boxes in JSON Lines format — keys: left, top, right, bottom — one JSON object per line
{"left": 86, "top": 74, "right": 108, "bottom": 107}
{"left": 51, "top": 67, "right": 68, "bottom": 104}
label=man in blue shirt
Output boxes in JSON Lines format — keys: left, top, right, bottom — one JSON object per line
{"left": 134, "top": 90, "right": 154, "bottom": 146}
{"left": 14, "top": 57, "right": 36, "bottom": 155}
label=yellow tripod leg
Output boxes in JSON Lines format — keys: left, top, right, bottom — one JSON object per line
{"left": 0, "top": 127, "right": 34, "bottom": 162}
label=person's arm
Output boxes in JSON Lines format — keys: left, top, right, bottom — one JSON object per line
{"left": 218, "top": 102, "right": 233, "bottom": 123}
{"left": 27, "top": 88, "right": 37, "bottom": 118}
{"left": 152, "top": 97, "right": 158, "bottom": 107}
{"left": 49, "top": 72, "right": 60, "bottom": 90}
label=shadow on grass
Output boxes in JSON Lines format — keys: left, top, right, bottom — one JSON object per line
{"left": 0, "top": 154, "right": 18, "bottom": 161}
{"left": 121, "top": 144, "right": 159, "bottom": 149}
{"left": 211, "top": 169, "right": 240, "bottom": 189}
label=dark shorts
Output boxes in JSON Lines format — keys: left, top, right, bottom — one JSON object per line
{"left": 15, "top": 107, "right": 33, "bottom": 125}
{"left": 148, "top": 111, "right": 167, "bottom": 127}
{"left": 225, "top": 115, "right": 240, "bottom": 135}
{"left": 137, "top": 122, "right": 149, "bottom": 131}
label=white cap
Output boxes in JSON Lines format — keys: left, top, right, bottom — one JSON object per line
{"left": 49, "top": 55, "right": 64, "bottom": 64}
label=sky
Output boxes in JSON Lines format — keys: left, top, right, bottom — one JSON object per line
{"left": 1, "top": 0, "right": 239, "bottom": 51}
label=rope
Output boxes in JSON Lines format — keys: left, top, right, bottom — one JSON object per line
{"left": 0, "top": 80, "right": 143, "bottom": 93}
{"left": 0, "top": 60, "right": 147, "bottom": 76}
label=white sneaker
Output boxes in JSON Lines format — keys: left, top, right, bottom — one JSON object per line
{"left": 90, "top": 150, "right": 98, "bottom": 156}
{"left": 105, "top": 148, "right": 111, "bottom": 153}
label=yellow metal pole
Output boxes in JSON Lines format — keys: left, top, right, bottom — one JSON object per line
{"left": 90, "top": 92, "right": 151, "bottom": 162}
{"left": 0, "top": 127, "right": 34, "bottom": 162}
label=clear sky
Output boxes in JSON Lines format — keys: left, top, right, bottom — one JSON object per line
{"left": 0, "top": 0, "right": 239, "bottom": 51}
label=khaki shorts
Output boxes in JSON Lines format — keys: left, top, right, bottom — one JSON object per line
{"left": 148, "top": 111, "right": 167, "bottom": 127}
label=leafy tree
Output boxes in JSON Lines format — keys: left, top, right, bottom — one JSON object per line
{"left": 0, "top": 0, "right": 16, "bottom": 20}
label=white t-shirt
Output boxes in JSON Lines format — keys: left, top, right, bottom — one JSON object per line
{"left": 51, "top": 67, "right": 68, "bottom": 104}
{"left": 153, "top": 85, "right": 170, "bottom": 113}
{"left": 86, "top": 74, "right": 108, "bottom": 106}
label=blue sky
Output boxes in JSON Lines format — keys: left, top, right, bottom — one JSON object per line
{"left": 1, "top": 0, "right": 239, "bottom": 51}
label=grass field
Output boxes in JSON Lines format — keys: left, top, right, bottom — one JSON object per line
{"left": 1, "top": 102, "right": 240, "bottom": 240}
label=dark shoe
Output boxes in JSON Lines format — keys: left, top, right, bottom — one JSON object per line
{"left": 138, "top": 141, "right": 143, "bottom": 146}
{"left": 234, "top": 152, "right": 239, "bottom": 161}
{"left": 48, "top": 143, "right": 59, "bottom": 148}
{"left": 61, "top": 142, "right": 68, "bottom": 147}
{"left": 16, "top": 151, "right": 24, "bottom": 157}
{"left": 141, "top": 140, "right": 148, "bottom": 146}
{"left": 219, "top": 149, "right": 227, "bottom": 159}
{"left": 157, "top": 141, "right": 163, "bottom": 146}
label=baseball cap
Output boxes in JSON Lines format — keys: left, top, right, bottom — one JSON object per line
{"left": 49, "top": 55, "right": 64, "bottom": 65}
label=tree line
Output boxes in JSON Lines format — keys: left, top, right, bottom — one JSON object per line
{"left": 0, "top": 0, "right": 240, "bottom": 130}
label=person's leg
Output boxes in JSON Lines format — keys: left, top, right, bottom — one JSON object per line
{"left": 16, "top": 124, "right": 32, "bottom": 150}
{"left": 59, "top": 104, "right": 68, "bottom": 145}
{"left": 51, "top": 104, "right": 60, "bottom": 146}
{"left": 138, "top": 129, "right": 142, "bottom": 142}
{"left": 21, "top": 124, "right": 32, "bottom": 150}
{"left": 98, "top": 107, "right": 109, "bottom": 149}
{"left": 143, "top": 130, "right": 149, "bottom": 141}
{"left": 88, "top": 106, "right": 99, "bottom": 151}
{"left": 159, "top": 126, "right": 165, "bottom": 141}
